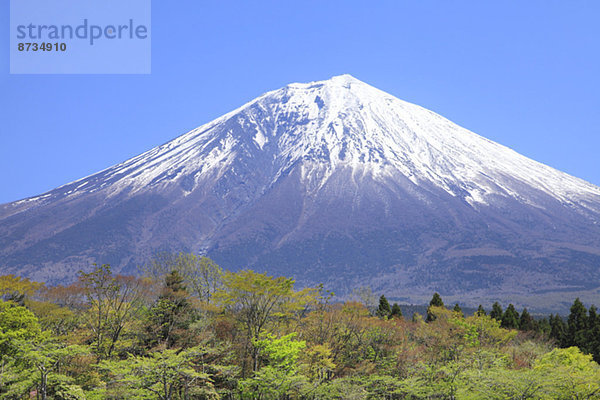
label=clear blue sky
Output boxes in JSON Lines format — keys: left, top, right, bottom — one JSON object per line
{"left": 1, "top": 1, "right": 599, "bottom": 204}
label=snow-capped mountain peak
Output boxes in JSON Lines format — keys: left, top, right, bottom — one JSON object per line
{"left": 40, "top": 74, "right": 598, "bottom": 216}
{"left": 3, "top": 75, "right": 600, "bottom": 311}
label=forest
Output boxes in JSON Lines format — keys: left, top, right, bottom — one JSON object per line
{"left": 1, "top": 253, "right": 600, "bottom": 400}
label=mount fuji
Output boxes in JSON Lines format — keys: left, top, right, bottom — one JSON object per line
{"left": 2, "top": 75, "right": 600, "bottom": 311}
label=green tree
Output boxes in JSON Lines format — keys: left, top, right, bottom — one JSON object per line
{"left": 566, "top": 298, "right": 588, "bottom": 349}
{"left": 144, "top": 253, "right": 223, "bottom": 304}
{"left": 426, "top": 293, "right": 444, "bottom": 322}
{"left": 79, "top": 264, "right": 150, "bottom": 360}
{"left": 0, "top": 275, "right": 43, "bottom": 304}
{"left": 464, "top": 365, "right": 544, "bottom": 399}
{"left": 453, "top": 303, "right": 463, "bottom": 318}
{"left": 490, "top": 302, "right": 503, "bottom": 321}
{"left": 26, "top": 299, "right": 78, "bottom": 340}
{"left": 586, "top": 305, "right": 600, "bottom": 362}
{"left": 519, "top": 308, "right": 535, "bottom": 332}
{"left": 549, "top": 314, "right": 567, "bottom": 346}
{"left": 239, "top": 333, "right": 307, "bottom": 399}
{"left": 10, "top": 335, "right": 88, "bottom": 400}
{"left": 214, "top": 270, "right": 316, "bottom": 375}
{"left": 98, "top": 345, "right": 222, "bottom": 400}
{"left": 476, "top": 305, "right": 486, "bottom": 316}
{"left": 390, "top": 303, "right": 403, "bottom": 319}
{"left": 0, "top": 300, "right": 42, "bottom": 393}
{"left": 302, "top": 344, "right": 335, "bottom": 384}
{"left": 501, "top": 304, "right": 519, "bottom": 329}
{"left": 0, "top": 300, "right": 42, "bottom": 357}
{"left": 375, "top": 295, "right": 391, "bottom": 318}
{"left": 533, "top": 317, "right": 550, "bottom": 336}
{"left": 148, "top": 270, "right": 194, "bottom": 348}
{"left": 430, "top": 293, "right": 444, "bottom": 307}
{"left": 535, "top": 347, "right": 600, "bottom": 399}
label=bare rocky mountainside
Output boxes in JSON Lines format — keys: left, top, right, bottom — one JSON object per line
{"left": 2, "top": 75, "right": 600, "bottom": 311}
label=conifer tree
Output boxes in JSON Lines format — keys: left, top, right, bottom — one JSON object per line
{"left": 430, "top": 292, "right": 444, "bottom": 307}
{"left": 536, "top": 317, "right": 550, "bottom": 336}
{"left": 390, "top": 303, "right": 403, "bottom": 319}
{"left": 453, "top": 303, "right": 463, "bottom": 317}
{"left": 501, "top": 304, "right": 519, "bottom": 329}
{"left": 567, "top": 298, "right": 588, "bottom": 349}
{"left": 549, "top": 314, "right": 567, "bottom": 346}
{"left": 476, "top": 305, "right": 486, "bottom": 316}
{"left": 149, "top": 270, "right": 193, "bottom": 348}
{"left": 490, "top": 302, "right": 503, "bottom": 321}
{"left": 519, "top": 308, "right": 535, "bottom": 331}
{"left": 376, "top": 295, "right": 392, "bottom": 318}
{"left": 586, "top": 305, "right": 600, "bottom": 362}
{"left": 426, "top": 293, "right": 444, "bottom": 322}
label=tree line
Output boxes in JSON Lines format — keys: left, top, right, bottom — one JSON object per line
{"left": 1, "top": 253, "right": 600, "bottom": 399}
{"left": 373, "top": 290, "right": 600, "bottom": 365}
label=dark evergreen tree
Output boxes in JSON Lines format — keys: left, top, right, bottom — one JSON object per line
{"left": 429, "top": 292, "right": 444, "bottom": 307}
{"left": 376, "top": 295, "right": 392, "bottom": 318}
{"left": 490, "top": 302, "right": 503, "bottom": 321}
{"left": 453, "top": 303, "right": 463, "bottom": 317}
{"left": 567, "top": 298, "right": 588, "bottom": 349}
{"left": 549, "top": 314, "right": 567, "bottom": 346}
{"left": 148, "top": 270, "right": 194, "bottom": 348}
{"left": 519, "top": 308, "right": 535, "bottom": 332}
{"left": 426, "top": 292, "right": 444, "bottom": 322}
{"left": 586, "top": 305, "right": 600, "bottom": 362}
{"left": 390, "top": 303, "right": 403, "bottom": 319}
{"left": 476, "top": 305, "right": 486, "bottom": 316}
{"left": 501, "top": 304, "right": 519, "bottom": 329}
{"left": 535, "top": 317, "right": 551, "bottom": 336}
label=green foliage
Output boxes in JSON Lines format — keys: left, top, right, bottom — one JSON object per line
{"left": 215, "top": 270, "right": 316, "bottom": 375}
{"left": 476, "top": 304, "right": 486, "bottom": 316}
{"left": 535, "top": 347, "right": 600, "bottom": 398}
{"left": 490, "top": 301, "right": 503, "bottom": 321}
{"left": 567, "top": 297, "right": 588, "bottom": 349}
{"left": 500, "top": 304, "right": 519, "bottom": 329}
{"left": 430, "top": 292, "right": 444, "bottom": 307}
{"left": 0, "top": 300, "right": 42, "bottom": 359}
{"left": 549, "top": 313, "right": 567, "bottom": 345}
{"left": 519, "top": 308, "right": 535, "bottom": 332}
{"left": 144, "top": 253, "right": 223, "bottom": 304}
{"left": 375, "top": 295, "right": 391, "bottom": 318}
{"left": 147, "top": 269, "right": 195, "bottom": 348}
{"left": 26, "top": 299, "right": 78, "bottom": 339}
{"left": 4, "top": 272, "right": 600, "bottom": 399}
{"left": 215, "top": 270, "right": 309, "bottom": 338}
{"left": 78, "top": 264, "right": 150, "bottom": 360}
{"left": 239, "top": 333, "right": 307, "bottom": 399}
{"left": 390, "top": 303, "right": 403, "bottom": 319}
{"left": 0, "top": 275, "right": 43, "bottom": 304}
{"left": 1, "top": 325, "right": 88, "bottom": 400}
{"left": 587, "top": 305, "right": 600, "bottom": 362}
{"left": 453, "top": 303, "right": 464, "bottom": 317}
{"left": 98, "top": 345, "right": 221, "bottom": 400}
{"left": 426, "top": 292, "right": 444, "bottom": 322}
{"left": 302, "top": 344, "right": 335, "bottom": 383}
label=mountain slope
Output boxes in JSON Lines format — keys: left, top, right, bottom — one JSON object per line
{"left": 2, "top": 74, "right": 600, "bottom": 311}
